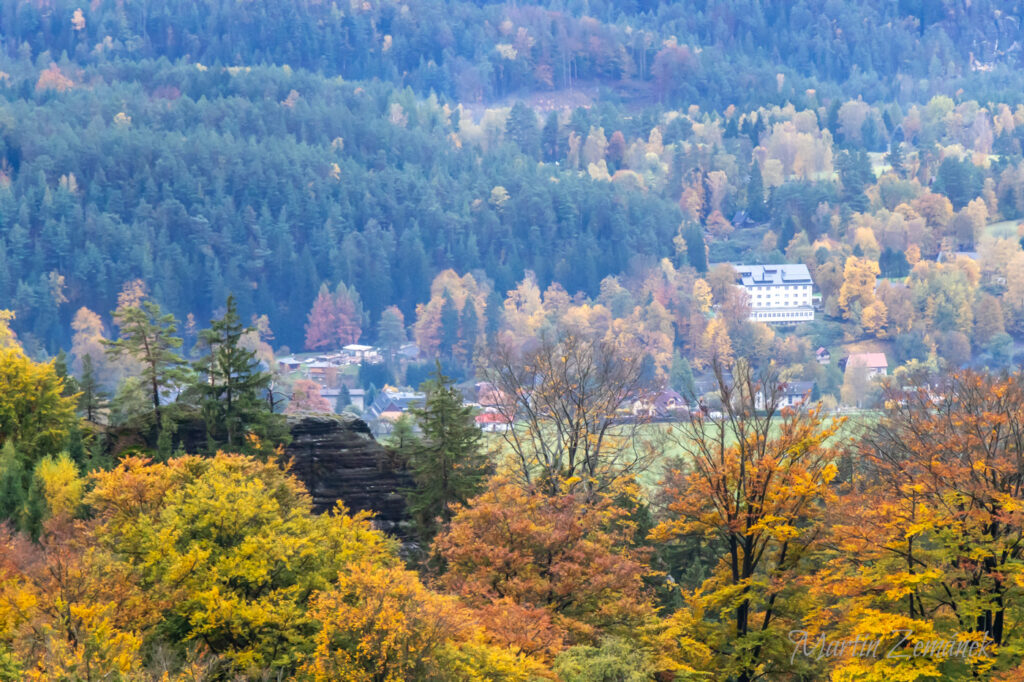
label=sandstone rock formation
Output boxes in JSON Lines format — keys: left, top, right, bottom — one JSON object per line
{"left": 283, "top": 413, "right": 412, "bottom": 533}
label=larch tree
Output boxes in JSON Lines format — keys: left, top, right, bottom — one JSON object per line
{"left": 305, "top": 283, "right": 340, "bottom": 350}
{"left": 287, "top": 379, "right": 333, "bottom": 414}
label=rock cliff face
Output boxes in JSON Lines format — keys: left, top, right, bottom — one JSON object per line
{"left": 283, "top": 414, "right": 412, "bottom": 533}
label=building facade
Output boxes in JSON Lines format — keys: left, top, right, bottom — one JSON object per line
{"left": 735, "top": 264, "right": 815, "bottom": 323}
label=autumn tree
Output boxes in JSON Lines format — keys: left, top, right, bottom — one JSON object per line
{"left": 434, "top": 477, "right": 653, "bottom": 660}
{"left": 287, "top": 378, "right": 333, "bottom": 414}
{"left": 652, "top": 360, "right": 843, "bottom": 682}
{"left": 304, "top": 282, "right": 364, "bottom": 350}
{"left": 86, "top": 453, "right": 398, "bottom": 676}
{"left": 0, "top": 340, "right": 78, "bottom": 463}
{"left": 479, "top": 329, "right": 656, "bottom": 499}
{"left": 838, "top": 256, "right": 880, "bottom": 322}
{"left": 817, "top": 371, "right": 1024, "bottom": 679}
{"left": 302, "top": 561, "right": 547, "bottom": 681}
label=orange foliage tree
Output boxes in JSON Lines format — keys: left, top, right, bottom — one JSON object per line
{"left": 813, "top": 371, "right": 1024, "bottom": 679}
{"left": 434, "top": 477, "right": 653, "bottom": 660}
{"left": 304, "top": 282, "right": 363, "bottom": 350}
{"left": 651, "top": 360, "right": 844, "bottom": 681}
{"left": 286, "top": 379, "right": 332, "bottom": 414}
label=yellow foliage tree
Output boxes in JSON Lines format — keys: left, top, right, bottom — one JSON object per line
{"left": 302, "top": 561, "right": 547, "bottom": 681}
{"left": 861, "top": 299, "right": 889, "bottom": 338}
{"left": 86, "top": 453, "right": 399, "bottom": 674}
{"left": 0, "top": 343, "right": 78, "bottom": 461}
{"left": 693, "top": 279, "right": 713, "bottom": 313}
{"left": 838, "top": 256, "right": 880, "bottom": 321}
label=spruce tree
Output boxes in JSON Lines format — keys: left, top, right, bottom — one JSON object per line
{"left": 404, "top": 362, "right": 490, "bottom": 543}
{"left": 440, "top": 291, "right": 460, "bottom": 361}
{"left": 193, "top": 295, "right": 287, "bottom": 451}
{"left": 459, "top": 299, "right": 479, "bottom": 368}
{"left": 746, "top": 161, "right": 768, "bottom": 222}
{"left": 336, "top": 384, "right": 351, "bottom": 413}
{"left": 77, "top": 354, "right": 109, "bottom": 423}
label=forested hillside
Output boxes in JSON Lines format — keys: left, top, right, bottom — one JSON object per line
{"left": 4, "top": 0, "right": 1023, "bottom": 107}
{"left": 0, "top": 60, "right": 683, "bottom": 351}
{"left": 3, "top": 0, "right": 1024, "bottom": 355}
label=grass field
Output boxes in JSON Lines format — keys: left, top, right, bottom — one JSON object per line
{"left": 484, "top": 410, "right": 882, "bottom": 494}
{"left": 984, "top": 219, "right": 1022, "bottom": 239}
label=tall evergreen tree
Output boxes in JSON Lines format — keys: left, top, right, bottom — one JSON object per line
{"left": 336, "top": 384, "right": 351, "bottom": 414}
{"left": 193, "top": 295, "right": 287, "bottom": 451}
{"left": 541, "top": 110, "right": 561, "bottom": 162}
{"left": 506, "top": 101, "right": 540, "bottom": 157}
{"left": 104, "top": 300, "right": 187, "bottom": 426}
{"left": 403, "top": 362, "right": 490, "bottom": 543}
{"left": 439, "top": 291, "right": 460, "bottom": 361}
{"left": 77, "top": 354, "right": 109, "bottom": 423}
{"left": 459, "top": 299, "right": 479, "bottom": 368}
{"left": 746, "top": 162, "right": 768, "bottom": 222}
{"left": 886, "top": 141, "right": 906, "bottom": 177}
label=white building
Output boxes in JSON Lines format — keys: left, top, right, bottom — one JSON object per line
{"left": 735, "top": 264, "right": 814, "bottom": 323}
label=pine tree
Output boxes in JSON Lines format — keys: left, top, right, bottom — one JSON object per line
{"left": 404, "top": 362, "right": 490, "bottom": 543}
{"left": 104, "top": 300, "right": 187, "bottom": 426}
{"left": 193, "top": 295, "right": 286, "bottom": 451}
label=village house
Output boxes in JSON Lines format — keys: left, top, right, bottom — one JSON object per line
{"left": 734, "top": 264, "right": 815, "bottom": 324}
{"left": 475, "top": 411, "right": 512, "bottom": 433}
{"left": 815, "top": 347, "right": 831, "bottom": 365}
{"left": 631, "top": 389, "right": 688, "bottom": 419}
{"left": 844, "top": 352, "right": 888, "bottom": 378}
{"left": 754, "top": 380, "right": 817, "bottom": 410}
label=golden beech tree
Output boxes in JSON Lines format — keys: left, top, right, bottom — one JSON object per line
{"left": 0, "top": 335, "right": 78, "bottom": 461}
{"left": 434, "top": 477, "right": 654, "bottom": 661}
{"left": 814, "top": 371, "right": 1024, "bottom": 679}
{"left": 652, "top": 361, "right": 844, "bottom": 682}
{"left": 0, "top": 521, "right": 156, "bottom": 681}
{"left": 85, "top": 454, "right": 398, "bottom": 675}
{"left": 302, "top": 560, "right": 547, "bottom": 681}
